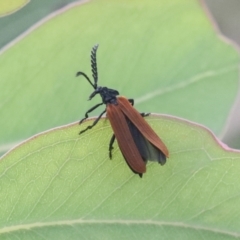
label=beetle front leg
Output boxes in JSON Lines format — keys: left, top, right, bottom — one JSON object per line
{"left": 79, "top": 103, "right": 104, "bottom": 124}
{"left": 79, "top": 109, "right": 106, "bottom": 134}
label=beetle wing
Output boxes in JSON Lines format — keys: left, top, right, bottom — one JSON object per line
{"left": 106, "top": 103, "right": 146, "bottom": 174}
{"left": 125, "top": 117, "right": 166, "bottom": 165}
{"left": 117, "top": 96, "right": 169, "bottom": 158}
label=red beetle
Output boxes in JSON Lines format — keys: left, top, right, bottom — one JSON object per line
{"left": 77, "top": 45, "right": 169, "bottom": 177}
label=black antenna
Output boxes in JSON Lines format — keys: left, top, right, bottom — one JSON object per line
{"left": 76, "top": 71, "right": 95, "bottom": 89}
{"left": 76, "top": 44, "right": 99, "bottom": 89}
{"left": 91, "top": 44, "right": 99, "bottom": 87}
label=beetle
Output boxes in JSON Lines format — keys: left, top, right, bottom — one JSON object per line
{"left": 77, "top": 44, "right": 169, "bottom": 177}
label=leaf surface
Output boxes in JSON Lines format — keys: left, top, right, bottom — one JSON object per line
{"left": 0, "top": 115, "right": 240, "bottom": 239}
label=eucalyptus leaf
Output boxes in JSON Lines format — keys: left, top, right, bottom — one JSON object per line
{"left": 0, "top": 115, "right": 240, "bottom": 239}
{"left": 0, "top": 0, "right": 29, "bottom": 17}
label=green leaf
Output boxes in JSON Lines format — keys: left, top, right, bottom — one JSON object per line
{"left": 0, "top": 0, "right": 239, "bottom": 155}
{"left": 0, "top": 0, "right": 79, "bottom": 48}
{"left": 0, "top": 0, "right": 29, "bottom": 17}
{"left": 0, "top": 115, "right": 240, "bottom": 239}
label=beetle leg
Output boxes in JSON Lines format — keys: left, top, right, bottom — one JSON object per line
{"left": 128, "top": 99, "right": 149, "bottom": 117}
{"left": 79, "top": 103, "right": 104, "bottom": 124}
{"left": 128, "top": 98, "right": 134, "bottom": 106}
{"left": 141, "top": 112, "right": 150, "bottom": 117}
{"left": 108, "top": 134, "right": 116, "bottom": 159}
{"left": 79, "top": 109, "right": 106, "bottom": 134}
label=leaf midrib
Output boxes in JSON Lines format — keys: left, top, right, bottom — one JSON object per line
{"left": 0, "top": 219, "right": 239, "bottom": 237}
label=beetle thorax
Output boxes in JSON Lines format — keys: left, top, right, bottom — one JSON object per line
{"left": 98, "top": 86, "right": 119, "bottom": 105}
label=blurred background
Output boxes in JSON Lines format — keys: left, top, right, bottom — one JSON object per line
{"left": 204, "top": 0, "right": 240, "bottom": 148}
{"left": 204, "top": 0, "right": 240, "bottom": 46}
{"left": 0, "top": 0, "right": 240, "bottom": 151}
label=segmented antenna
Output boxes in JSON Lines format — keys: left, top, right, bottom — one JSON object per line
{"left": 91, "top": 44, "right": 99, "bottom": 87}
